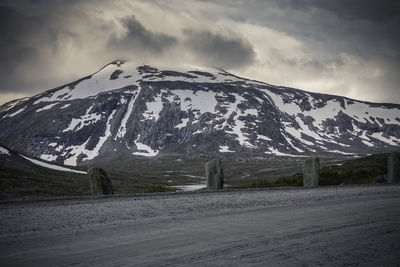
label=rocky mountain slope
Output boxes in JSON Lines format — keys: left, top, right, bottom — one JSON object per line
{"left": 0, "top": 144, "right": 86, "bottom": 174}
{"left": 0, "top": 61, "right": 399, "bottom": 166}
{"left": 0, "top": 144, "right": 88, "bottom": 199}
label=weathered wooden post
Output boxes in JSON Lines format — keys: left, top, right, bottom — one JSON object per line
{"left": 88, "top": 167, "right": 114, "bottom": 195}
{"left": 388, "top": 152, "right": 400, "bottom": 184}
{"left": 303, "top": 157, "right": 319, "bottom": 188}
{"left": 205, "top": 158, "right": 224, "bottom": 190}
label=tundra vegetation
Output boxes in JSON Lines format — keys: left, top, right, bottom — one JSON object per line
{"left": 0, "top": 150, "right": 393, "bottom": 200}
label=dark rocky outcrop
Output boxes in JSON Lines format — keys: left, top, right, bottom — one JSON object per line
{"left": 88, "top": 167, "right": 113, "bottom": 195}
{"left": 205, "top": 158, "right": 224, "bottom": 190}
{"left": 110, "top": 69, "right": 123, "bottom": 80}
{"left": 373, "top": 175, "right": 387, "bottom": 184}
{"left": 303, "top": 157, "right": 319, "bottom": 188}
{"left": 388, "top": 152, "right": 400, "bottom": 184}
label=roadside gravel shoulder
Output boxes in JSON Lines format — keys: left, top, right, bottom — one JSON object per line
{"left": 1, "top": 185, "right": 399, "bottom": 240}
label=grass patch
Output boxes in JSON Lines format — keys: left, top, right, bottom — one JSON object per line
{"left": 229, "top": 153, "right": 389, "bottom": 189}
{"left": 142, "top": 185, "right": 176, "bottom": 194}
{"left": 230, "top": 174, "right": 303, "bottom": 189}
{"left": 1, "top": 152, "right": 390, "bottom": 199}
{"left": 319, "top": 153, "right": 387, "bottom": 185}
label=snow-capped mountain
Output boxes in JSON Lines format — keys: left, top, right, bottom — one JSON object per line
{"left": 0, "top": 61, "right": 399, "bottom": 166}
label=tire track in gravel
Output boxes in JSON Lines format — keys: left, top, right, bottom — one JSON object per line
{"left": 160, "top": 220, "right": 380, "bottom": 266}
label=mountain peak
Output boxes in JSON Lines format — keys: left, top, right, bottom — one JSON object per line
{"left": 31, "top": 61, "right": 251, "bottom": 105}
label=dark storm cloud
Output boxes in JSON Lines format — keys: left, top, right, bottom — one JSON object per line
{"left": 272, "top": 0, "right": 400, "bottom": 58}
{"left": 0, "top": 6, "right": 51, "bottom": 92}
{"left": 0, "top": 0, "right": 399, "bottom": 104}
{"left": 183, "top": 29, "right": 255, "bottom": 69}
{"left": 281, "top": 0, "right": 400, "bottom": 22}
{"left": 108, "top": 15, "right": 177, "bottom": 54}
{"left": 201, "top": 0, "right": 399, "bottom": 102}
{"left": 221, "top": 0, "right": 400, "bottom": 58}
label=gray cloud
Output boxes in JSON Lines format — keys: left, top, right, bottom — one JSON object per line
{"left": 0, "top": 6, "right": 51, "bottom": 92}
{"left": 108, "top": 15, "right": 177, "bottom": 54}
{"left": 219, "top": 0, "right": 400, "bottom": 59}
{"left": 183, "top": 29, "right": 255, "bottom": 69}
{"left": 287, "top": 0, "right": 400, "bottom": 22}
{"left": 0, "top": 0, "right": 398, "bottom": 105}
{"left": 202, "top": 0, "right": 400, "bottom": 103}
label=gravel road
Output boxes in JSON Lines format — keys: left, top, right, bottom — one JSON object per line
{"left": 1, "top": 185, "right": 400, "bottom": 266}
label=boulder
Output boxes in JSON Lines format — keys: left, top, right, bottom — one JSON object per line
{"left": 373, "top": 175, "right": 387, "bottom": 184}
{"left": 388, "top": 152, "right": 400, "bottom": 184}
{"left": 87, "top": 167, "right": 113, "bottom": 195}
{"left": 303, "top": 157, "right": 319, "bottom": 188}
{"left": 205, "top": 158, "right": 224, "bottom": 190}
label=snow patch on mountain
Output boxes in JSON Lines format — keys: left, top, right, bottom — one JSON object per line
{"left": 170, "top": 90, "right": 218, "bottom": 114}
{"left": 3, "top": 107, "right": 26, "bottom": 118}
{"left": 219, "top": 145, "right": 235, "bottom": 153}
{"left": 370, "top": 132, "right": 400, "bottom": 146}
{"left": 216, "top": 93, "right": 244, "bottom": 130}
{"left": 326, "top": 150, "right": 356, "bottom": 156}
{"left": 34, "top": 63, "right": 141, "bottom": 103}
{"left": 0, "top": 146, "right": 10, "bottom": 155}
{"left": 143, "top": 93, "right": 164, "bottom": 121}
{"left": 228, "top": 117, "right": 254, "bottom": 148}
{"left": 63, "top": 139, "right": 89, "bottom": 166}
{"left": 344, "top": 101, "right": 400, "bottom": 126}
{"left": 175, "top": 118, "right": 189, "bottom": 129}
{"left": 36, "top": 103, "right": 58, "bottom": 112}
{"left": 116, "top": 88, "right": 141, "bottom": 139}
{"left": 40, "top": 154, "right": 58, "bottom": 161}
{"left": 258, "top": 135, "right": 272, "bottom": 142}
{"left": 265, "top": 148, "right": 301, "bottom": 157}
{"left": 220, "top": 93, "right": 255, "bottom": 147}
{"left": 63, "top": 110, "right": 116, "bottom": 165}
{"left": 60, "top": 104, "right": 71, "bottom": 109}
{"left": 133, "top": 135, "right": 159, "bottom": 157}
{"left": 20, "top": 154, "right": 86, "bottom": 174}
{"left": 63, "top": 105, "right": 101, "bottom": 132}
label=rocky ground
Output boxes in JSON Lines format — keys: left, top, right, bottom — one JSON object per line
{"left": 1, "top": 185, "right": 400, "bottom": 266}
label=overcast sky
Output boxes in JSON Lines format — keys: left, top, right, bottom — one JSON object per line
{"left": 0, "top": 0, "right": 399, "bottom": 105}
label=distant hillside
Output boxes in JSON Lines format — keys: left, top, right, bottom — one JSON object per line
{"left": 0, "top": 144, "right": 88, "bottom": 199}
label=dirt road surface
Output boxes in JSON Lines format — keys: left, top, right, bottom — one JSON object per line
{"left": 1, "top": 185, "right": 400, "bottom": 266}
